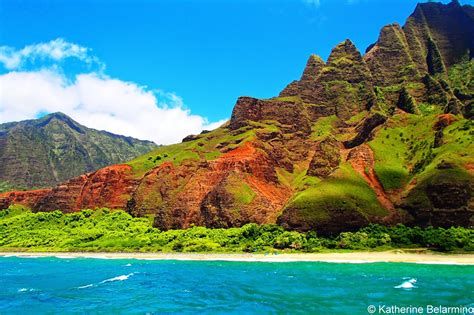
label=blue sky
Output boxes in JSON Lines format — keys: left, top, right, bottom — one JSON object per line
{"left": 0, "top": 0, "right": 472, "bottom": 143}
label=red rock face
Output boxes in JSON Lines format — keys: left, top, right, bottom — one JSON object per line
{"left": 130, "top": 142, "right": 292, "bottom": 230}
{"left": 0, "top": 165, "right": 137, "bottom": 213}
{"left": 0, "top": 189, "right": 51, "bottom": 210}
{"left": 0, "top": 139, "right": 294, "bottom": 229}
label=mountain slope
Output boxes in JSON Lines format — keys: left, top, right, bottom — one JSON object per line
{"left": 1, "top": 1, "right": 473, "bottom": 234}
{"left": 0, "top": 113, "right": 157, "bottom": 191}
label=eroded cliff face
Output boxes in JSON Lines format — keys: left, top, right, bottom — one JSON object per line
{"left": 1, "top": 1, "right": 473, "bottom": 234}
{"left": 0, "top": 165, "right": 137, "bottom": 213}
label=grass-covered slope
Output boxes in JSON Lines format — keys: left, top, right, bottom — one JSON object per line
{"left": 278, "top": 163, "right": 388, "bottom": 232}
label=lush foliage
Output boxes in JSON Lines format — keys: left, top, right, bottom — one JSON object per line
{"left": 1, "top": 206, "right": 472, "bottom": 253}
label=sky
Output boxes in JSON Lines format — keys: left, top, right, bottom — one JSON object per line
{"left": 0, "top": 0, "right": 472, "bottom": 144}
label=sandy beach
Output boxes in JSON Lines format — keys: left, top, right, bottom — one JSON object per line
{"left": 1, "top": 251, "right": 473, "bottom": 264}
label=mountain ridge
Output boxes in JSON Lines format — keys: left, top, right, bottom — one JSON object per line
{"left": 0, "top": 112, "right": 157, "bottom": 191}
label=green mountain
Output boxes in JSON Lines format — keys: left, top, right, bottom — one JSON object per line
{"left": 1, "top": 1, "right": 473, "bottom": 235}
{"left": 0, "top": 112, "right": 157, "bottom": 191}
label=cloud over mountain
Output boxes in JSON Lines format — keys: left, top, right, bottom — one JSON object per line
{"left": 0, "top": 39, "right": 225, "bottom": 145}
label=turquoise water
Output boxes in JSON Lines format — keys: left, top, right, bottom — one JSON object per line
{"left": 0, "top": 257, "right": 473, "bottom": 314}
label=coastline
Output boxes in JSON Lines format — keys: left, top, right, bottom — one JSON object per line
{"left": 1, "top": 251, "right": 474, "bottom": 264}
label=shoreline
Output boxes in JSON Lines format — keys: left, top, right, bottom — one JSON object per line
{"left": 1, "top": 251, "right": 474, "bottom": 264}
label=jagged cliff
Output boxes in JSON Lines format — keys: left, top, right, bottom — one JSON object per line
{"left": 1, "top": 1, "right": 473, "bottom": 234}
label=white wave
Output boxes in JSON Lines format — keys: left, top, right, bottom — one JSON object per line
{"left": 100, "top": 273, "right": 134, "bottom": 284}
{"left": 76, "top": 273, "right": 134, "bottom": 289}
{"left": 124, "top": 263, "right": 132, "bottom": 267}
{"left": 18, "top": 288, "right": 36, "bottom": 292}
{"left": 395, "top": 278, "right": 417, "bottom": 289}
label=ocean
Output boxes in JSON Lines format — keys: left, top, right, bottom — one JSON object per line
{"left": 0, "top": 256, "right": 473, "bottom": 314}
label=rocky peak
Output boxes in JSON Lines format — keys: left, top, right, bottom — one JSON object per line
{"left": 364, "top": 22, "right": 418, "bottom": 86}
{"left": 327, "top": 39, "right": 362, "bottom": 64}
{"left": 36, "top": 112, "right": 85, "bottom": 133}
{"left": 322, "top": 39, "right": 372, "bottom": 84}
{"left": 405, "top": 0, "right": 474, "bottom": 68}
{"left": 377, "top": 23, "right": 405, "bottom": 46}
{"left": 300, "top": 54, "right": 325, "bottom": 81}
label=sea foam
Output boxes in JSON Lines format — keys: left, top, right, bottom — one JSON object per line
{"left": 77, "top": 273, "right": 135, "bottom": 289}
{"left": 394, "top": 278, "right": 417, "bottom": 289}
{"left": 18, "top": 288, "right": 36, "bottom": 292}
{"left": 100, "top": 273, "right": 134, "bottom": 284}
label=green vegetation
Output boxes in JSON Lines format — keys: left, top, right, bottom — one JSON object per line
{"left": 368, "top": 115, "right": 416, "bottom": 190}
{"left": 448, "top": 58, "right": 473, "bottom": 94}
{"left": 276, "top": 164, "right": 320, "bottom": 191}
{"left": 311, "top": 115, "right": 338, "bottom": 141}
{"left": 127, "top": 122, "right": 281, "bottom": 177}
{"left": 127, "top": 141, "right": 202, "bottom": 176}
{"left": 283, "top": 163, "right": 388, "bottom": 224}
{"left": 346, "top": 111, "right": 368, "bottom": 124}
{"left": 435, "top": 120, "right": 474, "bottom": 168}
{"left": 417, "top": 102, "right": 441, "bottom": 115}
{"left": 271, "top": 96, "right": 304, "bottom": 103}
{"left": 128, "top": 127, "right": 236, "bottom": 175}
{"left": 227, "top": 181, "right": 256, "bottom": 205}
{"left": 1, "top": 205, "right": 471, "bottom": 253}
{"left": 368, "top": 113, "right": 473, "bottom": 191}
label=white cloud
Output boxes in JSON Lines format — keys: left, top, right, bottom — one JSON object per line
{"left": 0, "top": 40, "right": 227, "bottom": 145}
{"left": 0, "top": 38, "right": 103, "bottom": 71}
